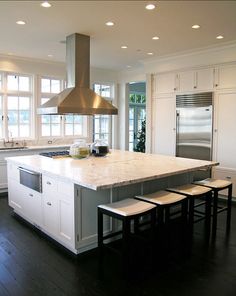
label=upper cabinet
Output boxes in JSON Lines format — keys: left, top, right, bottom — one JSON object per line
{"left": 178, "top": 68, "right": 214, "bottom": 92}
{"left": 152, "top": 73, "right": 178, "bottom": 97}
{"left": 215, "top": 65, "right": 236, "bottom": 89}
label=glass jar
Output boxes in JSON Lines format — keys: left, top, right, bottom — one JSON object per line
{"left": 69, "top": 139, "right": 90, "bottom": 159}
{"left": 91, "top": 139, "right": 109, "bottom": 157}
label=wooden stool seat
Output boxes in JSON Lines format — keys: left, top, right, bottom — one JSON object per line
{"left": 194, "top": 178, "right": 232, "bottom": 189}
{"left": 168, "top": 184, "right": 212, "bottom": 196}
{"left": 193, "top": 178, "right": 232, "bottom": 238}
{"left": 98, "top": 198, "right": 156, "bottom": 216}
{"left": 135, "top": 190, "right": 186, "bottom": 205}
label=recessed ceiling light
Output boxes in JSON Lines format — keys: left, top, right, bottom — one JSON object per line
{"left": 192, "top": 24, "right": 200, "bottom": 29}
{"left": 16, "top": 20, "right": 26, "bottom": 25}
{"left": 126, "top": 65, "right": 131, "bottom": 68}
{"left": 145, "top": 3, "right": 156, "bottom": 10}
{"left": 121, "top": 46, "right": 127, "bottom": 49}
{"left": 106, "top": 21, "right": 114, "bottom": 26}
{"left": 59, "top": 40, "right": 66, "bottom": 44}
{"left": 216, "top": 35, "right": 224, "bottom": 39}
{"left": 48, "top": 54, "right": 53, "bottom": 57}
{"left": 152, "top": 36, "right": 159, "bottom": 40}
{"left": 147, "top": 52, "right": 154, "bottom": 55}
{"left": 41, "top": 1, "right": 51, "bottom": 8}
{"left": 7, "top": 52, "right": 13, "bottom": 56}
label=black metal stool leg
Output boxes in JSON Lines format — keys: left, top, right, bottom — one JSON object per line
{"left": 98, "top": 209, "right": 104, "bottom": 261}
{"left": 212, "top": 189, "right": 218, "bottom": 240}
{"left": 122, "top": 218, "right": 130, "bottom": 275}
{"left": 226, "top": 184, "right": 232, "bottom": 233}
{"left": 188, "top": 197, "right": 194, "bottom": 237}
{"left": 205, "top": 191, "right": 211, "bottom": 241}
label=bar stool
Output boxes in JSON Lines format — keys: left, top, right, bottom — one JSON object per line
{"left": 135, "top": 190, "right": 188, "bottom": 227}
{"left": 167, "top": 184, "right": 212, "bottom": 239}
{"left": 193, "top": 178, "right": 232, "bottom": 238}
{"left": 134, "top": 190, "right": 188, "bottom": 254}
{"left": 97, "top": 198, "right": 156, "bottom": 272}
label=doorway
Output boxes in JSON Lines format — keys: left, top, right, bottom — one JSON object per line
{"left": 128, "top": 82, "right": 146, "bottom": 151}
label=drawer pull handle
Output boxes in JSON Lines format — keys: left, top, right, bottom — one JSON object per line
{"left": 226, "top": 176, "right": 231, "bottom": 180}
{"left": 46, "top": 181, "right": 52, "bottom": 185}
{"left": 29, "top": 193, "right": 33, "bottom": 197}
{"left": 47, "top": 202, "right": 52, "bottom": 206}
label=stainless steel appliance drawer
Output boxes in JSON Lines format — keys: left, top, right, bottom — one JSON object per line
{"left": 19, "top": 167, "right": 42, "bottom": 193}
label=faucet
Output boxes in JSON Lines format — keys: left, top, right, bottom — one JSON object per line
{"left": 4, "top": 131, "right": 14, "bottom": 147}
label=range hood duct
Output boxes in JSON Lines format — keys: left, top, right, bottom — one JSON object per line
{"left": 37, "top": 33, "right": 118, "bottom": 115}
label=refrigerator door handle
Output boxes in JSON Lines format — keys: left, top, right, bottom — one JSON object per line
{"left": 176, "top": 110, "right": 180, "bottom": 156}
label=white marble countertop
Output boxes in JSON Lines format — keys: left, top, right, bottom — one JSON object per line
{"left": 6, "top": 150, "right": 218, "bottom": 191}
{"left": 0, "top": 144, "right": 70, "bottom": 152}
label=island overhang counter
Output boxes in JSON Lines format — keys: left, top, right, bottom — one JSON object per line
{"left": 6, "top": 150, "right": 218, "bottom": 254}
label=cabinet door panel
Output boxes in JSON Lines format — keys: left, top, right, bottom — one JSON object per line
{"left": 196, "top": 68, "right": 214, "bottom": 90}
{"left": 8, "top": 179, "right": 23, "bottom": 212}
{"left": 152, "top": 97, "right": 176, "bottom": 156}
{"left": 58, "top": 198, "right": 74, "bottom": 245}
{"left": 23, "top": 187, "right": 42, "bottom": 226}
{"left": 218, "top": 65, "right": 236, "bottom": 89}
{"left": 43, "top": 194, "right": 58, "bottom": 236}
{"left": 178, "top": 71, "right": 195, "bottom": 92}
{"left": 153, "top": 73, "right": 177, "bottom": 95}
{"left": 215, "top": 92, "right": 236, "bottom": 168}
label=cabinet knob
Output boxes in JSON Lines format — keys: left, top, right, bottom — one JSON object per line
{"left": 46, "top": 181, "right": 52, "bottom": 185}
{"left": 174, "top": 87, "right": 177, "bottom": 91}
{"left": 47, "top": 202, "right": 52, "bottom": 206}
{"left": 214, "top": 129, "right": 217, "bottom": 132}
{"left": 226, "top": 176, "right": 231, "bottom": 180}
{"left": 173, "top": 128, "right": 176, "bottom": 131}
{"left": 29, "top": 193, "right": 33, "bottom": 197}
{"left": 194, "top": 86, "right": 197, "bottom": 89}
{"left": 215, "top": 84, "right": 218, "bottom": 87}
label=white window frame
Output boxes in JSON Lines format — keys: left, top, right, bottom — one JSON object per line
{"left": 92, "top": 83, "right": 114, "bottom": 146}
{"left": 0, "top": 71, "right": 33, "bottom": 140}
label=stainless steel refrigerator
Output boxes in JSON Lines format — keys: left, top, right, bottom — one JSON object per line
{"left": 176, "top": 92, "right": 213, "bottom": 178}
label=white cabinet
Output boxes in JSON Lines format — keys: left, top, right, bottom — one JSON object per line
{"left": 0, "top": 160, "right": 7, "bottom": 192}
{"left": 152, "top": 73, "right": 178, "bottom": 96}
{"left": 152, "top": 96, "right": 176, "bottom": 156}
{"left": 178, "top": 68, "right": 214, "bottom": 92}
{"left": 216, "top": 65, "right": 236, "bottom": 89}
{"left": 8, "top": 178, "right": 24, "bottom": 213}
{"left": 214, "top": 92, "right": 236, "bottom": 168}
{"left": 42, "top": 174, "right": 75, "bottom": 248}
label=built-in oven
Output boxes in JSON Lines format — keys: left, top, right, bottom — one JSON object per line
{"left": 19, "top": 167, "right": 42, "bottom": 193}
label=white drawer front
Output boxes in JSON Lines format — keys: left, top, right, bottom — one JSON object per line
{"left": 42, "top": 175, "right": 58, "bottom": 194}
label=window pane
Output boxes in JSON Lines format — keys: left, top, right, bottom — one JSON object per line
{"left": 129, "top": 119, "right": 134, "bottom": 131}
{"left": 65, "top": 124, "right": 73, "bottom": 136}
{"left": 19, "top": 111, "right": 30, "bottom": 124}
{"left": 94, "top": 84, "right": 100, "bottom": 94}
{"left": 19, "top": 125, "right": 29, "bottom": 137}
{"left": 129, "top": 143, "right": 133, "bottom": 151}
{"left": 129, "top": 108, "right": 134, "bottom": 119}
{"left": 8, "top": 111, "right": 18, "bottom": 124}
{"left": 100, "top": 117, "right": 108, "bottom": 133}
{"left": 19, "top": 76, "right": 30, "bottom": 91}
{"left": 19, "top": 97, "right": 30, "bottom": 110}
{"left": 74, "top": 115, "right": 82, "bottom": 124}
{"left": 51, "top": 124, "right": 60, "bottom": 136}
{"left": 129, "top": 94, "right": 135, "bottom": 103}
{"left": 94, "top": 118, "right": 100, "bottom": 133}
{"left": 41, "top": 78, "right": 50, "bottom": 93}
{"left": 7, "top": 75, "right": 18, "bottom": 91}
{"left": 51, "top": 115, "right": 60, "bottom": 124}
{"left": 141, "top": 95, "right": 146, "bottom": 103}
{"left": 42, "top": 115, "right": 50, "bottom": 124}
{"left": 0, "top": 74, "right": 2, "bottom": 90}
{"left": 94, "top": 133, "right": 100, "bottom": 140}
{"left": 101, "top": 85, "right": 110, "bottom": 97}
{"left": 129, "top": 131, "right": 134, "bottom": 142}
{"left": 42, "top": 124, "right": 50, "bottom": 136}
{"left": 51, "top": 79, "right": 60, "bottom": 93}
{"left": 74, "top": 124, "right": 82, "bottom": 135}
{"left": 65, "top": 115, "right": 73, "bottom": 124}
{"left": 7, "top": 96, "right": 18, "bottom": 110}
{"left": 136, "top": 94, "right": 142, "bottom": 103}
{"left": 8, "top": 125, "right": 18, "bottom": 137}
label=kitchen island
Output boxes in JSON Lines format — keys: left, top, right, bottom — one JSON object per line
{"left": 6, "top": 150, "right": 218, "bottom": 254}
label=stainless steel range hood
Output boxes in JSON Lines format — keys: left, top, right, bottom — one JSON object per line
{"left": 37, "top": 33, "right": 118, "bottom": 115}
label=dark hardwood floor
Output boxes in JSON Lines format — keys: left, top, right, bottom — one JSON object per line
{"left": 0, "top": 194, "right": 236, "bottom": 296}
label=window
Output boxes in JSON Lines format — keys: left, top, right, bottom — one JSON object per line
{"left": 93, "top": 83, "right": 113, "bottom": 145}
{"left": 39, "top": 77, "right": 86, "bottom": 138}
{"left": 128, "top": 82, "right": 146, "bottom": 151}
{"left": 0, "top": 72, "right": 32, "bottom": 139}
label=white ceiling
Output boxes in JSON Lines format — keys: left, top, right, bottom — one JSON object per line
{"left": 0, "top": 1, "right": 236, "bottom": 71}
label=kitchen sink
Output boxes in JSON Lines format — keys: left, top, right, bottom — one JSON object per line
{"left": 0, "top": 146, "right": 28, "bottom": 151}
